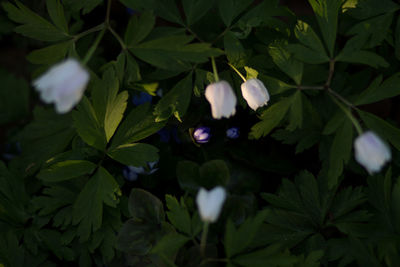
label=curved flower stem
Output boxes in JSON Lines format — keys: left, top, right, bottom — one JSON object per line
{"left": 227, "top": 62, "right": 246, "bottom": 82}
{"left": 330, "top": 95, "right": 363, "bottom": 135}
{"left": 211, "top": 57, "right": 219, "bottom": 82}
{"left": 200, "top": 222, "right": 209, "bottom": 256}
{"left": 82, "top": 27, "right": 106, "bottom": 64}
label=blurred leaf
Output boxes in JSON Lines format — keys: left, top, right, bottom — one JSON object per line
{"left": 32, "top": 184, "right": 75, "bottom": 217}
{"left": 2, "top": 0, "right": 68, "bottom": 41}
{"left": 128, "top": 188, "right": 165, "bottom": 223}
{"left": 0, "top": 69, "right": 29, "bottom": 125}
{"left": 37, "top": 160, "right": 96, "bottom": 182}
{"left": 125, "top": 11, "right": 155, "bottom": 46}
{"left": 346, "top": 0, "right": 399, "bottom": 20}
{"left": 225, "top": 210, "right": 268, "bottom": 257}
{"left": 154, "top": 73, "right": 192, "bottom": 122}
{"left": 295, "top": 250, "right": 324, "bottom": 267}
{"left": 218, "top": 0, "right": 253, "bottom": 26}
{"left": 356, "top": 73, "right": 400, "bottom": 105}
{"left": 308, "top": 0, "right": 342, "bottom": 56}
{"left": 250, "top": 97, "right": 292, "bottom": 139}
{"left": 232, "top": 244, "right": 298, "bottom": 267}
{"left": 224, "top": 31, "right": 246, "bottom": 67}
{"left": 165, "top": 196, "right": 192, "bottom": 236}
{"left": 287, "top": 91, "right": 303, "bottom": 131}
{"left": 269, "top": 41, "right": 303, "bottom": 85}
{"left": 151, "top": 232, "right": 189, "bottom": 265}
{"left": 199, "top": 160, "right": 230, "bottom": 189}
{"left": 358, "top": 110, "right": 400, "bottom": 151}
{"left": 107, "top": 143, "right": 159, "bottom": 167}
{"left": 26, "top": 41, "right": 72, "bottom": 64}
{"left": 182, "top": 0, "right": 214, "bottom": 26}
{"left": 258, "top": 74, "right": 295, "bottom": 95}
{"left": 125, "top": 52, "right": 142, "bottom": 85}
{"left": 176, "top": 161, "right": 201, "bottom": 193}
{"left": 72, "top": 167, "right": 121, "bottom": 241}
{"left": 46, "top": 0, "right": 68, "bottom": 33}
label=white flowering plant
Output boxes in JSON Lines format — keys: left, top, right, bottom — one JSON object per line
{"left": 1, "top": 0, "right": 400, "bottom": 266}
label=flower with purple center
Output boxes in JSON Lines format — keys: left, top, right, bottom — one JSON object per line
{"left": 193, "top": 127, "right": 211, "bottom": 144}
{"left": 226, "top": 127, "right": 240, "bottom": 139}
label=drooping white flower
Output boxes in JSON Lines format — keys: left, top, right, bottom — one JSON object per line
{"left": 241, "top": 78, "right": 270, "bottom": 111}
{"left": 196, "top": 186, "right": 226, "bottom": 223}
{"left": 33, "top": 59, "right": 90, "bottom": 114}
{"left": 354, "top": 131, "right": 391, "bottom": 174}
{"left": 205, "top": 81, "right": 236, "bottom": 119}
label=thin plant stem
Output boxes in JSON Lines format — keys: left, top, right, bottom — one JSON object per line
{"left": 325, "top": 59, "right": 336, "bottom": 87}
{"left": 105, "top": 0, "right": 112, "bottom": 24}
{"left": 330, "top": 95, "right": 363, "bottom": 135}
{"left": 73, "top": 23, "right": 105, "bottom": 41}
{"left": 200, "top": 222, "right": 209, "bottom": 256}
{"left": 328, "top": 88, "right": 355, "bottom": 109}
{"left": 186, "top": 26, "right": 205, "bottom": 43}
{"left": 108, "top": 26, "right": 127, "bottom": 50}
{"left": 211, "top": 57, "right": 219, "bottom": 82}
{"left": 298, "top": 85, "right": 324, "bottom": 90}
{"left": 227, "top": 62, "right": 246, "bottom": 82}
{"left": 82, "top": 27, "right": 106, "bottom": 64}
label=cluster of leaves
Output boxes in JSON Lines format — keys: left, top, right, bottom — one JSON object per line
{"left": 1, "top": 0, "right": 400, "bottom": 266}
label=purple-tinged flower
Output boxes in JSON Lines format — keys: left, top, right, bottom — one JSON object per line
{"left": 226, "top": 127, "right": 240, "bottom": 139}
{"left": 354, "top": 131, "right": 391, "bottom": 174}
{"left": 132, "top": 92, "right": 152, "bottom": 106}
{"left": 205, "top": 81, "right": 236, "bottom": 119}
{"left": 122, "top": 161, "right": 159, "bottom": 181}
{"left": 193, "top": 127, "right": 211, "bottom": 144}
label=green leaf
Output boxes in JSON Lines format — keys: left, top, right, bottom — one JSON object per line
{"left": 176, "top": 160, "right": 201, "bottom": 192}
{"left": 307, "top": 0, "right": 342, "bottom": 57}
{"left": 107, "top": 143, "right": 159, "bottom": 167}
{"left": 32, "top": 185, "right": 75, "bottom": 217}
{"left": 72, "top": 167, "right": 121, "bottom": 241}
{"left": 92, "top": 69, "right": 129, "bottom": 142}
{"left": 128, "top": 188, "right": 165, "bottom": 223}
{"left": 224, "top": 31, "right": 246, "bottom": 67}
{"left": 0, "top": 68, "right": 29, "bottom": 125}
{"left": 62, "top": 0, "right": 103, "bottom": 14}
{"left": 72, "top": 96, "right": 107, "bottom": 151}
{"left": 244, "top": 66, "right": 258, "bottom": 79}
{"left": 358, "top": 110, "right": 400, "bottom": 151}
{"left": 2, "top": 0, "right": 68, "bottom": 41}
{"left": 199, "top": 160, "right": 230, "bottom": 188}
{"left": 232, "top": 244, "right": 298, "bottom": 267}
{"left": 346, "top": 0, "right": 399, "bottom": 19}
{"left": 356, "top": 73, "right": 400, "bottom": 105}
{"left": 37, "top": 160, "right": 96, "bottom": 182}
{"left": 269, "top": 41, "right": 303, "bottom": 84}
{"left": 346, "top": 13, "right": 393, "bottom": 48}
{"left": 26, "top": 41, "right": 72, "bottom": 64}
{"left": 151, "top": 232, "right": 189, "bottom": 262}
{"left": 287, "top": 91, "right": 303, "bottom": 131}
{"left": 110, "top": 103, "right": 166, "bottom": 148}
{"left": 125, "top": 11, "right": 155, "bottom": 46}
{"left": 125, "top": 52, "right": 142, "bottom": 84}
{"left": 225, "top": 210, "right": 268, "bottom": 257}
{"left": 154, "top": 73, "right": 192, "bottom": 122}
{"left": 46, "top": 0, "right": 68, "bottom": 33}
{"left": 327, "top": 119, "right": 353, "bottom": 188}
{"left": 218, "top": 0, "right": 253, "bottom": 26}
{"left": 258, "top": 74, "right": 295, "bottom": 95}
{"left": 249, "top": 97, "right": 292, "bottom": 139}
{"left": 182, "top": 0, "right": 214, "bottom": 26}
{"left": 165, "top": 196, "right": 191, "bottom": 236}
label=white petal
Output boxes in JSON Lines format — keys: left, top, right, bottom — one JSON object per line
{"left": 196, "top": 186, "right": 226, "bottom": 223}
{"left": 205, "top": 81, "right": 236, "bottom": 119}
{"left": 241, "top": 78, "right": 270, "bottom": 111}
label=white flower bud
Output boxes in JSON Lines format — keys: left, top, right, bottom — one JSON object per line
{"left": 354, "top": 131, "right": 391, "bottom": 174}
{"left": 196, "top": 186, "right": 226, "bottom": 223}
{"left": 33, "top": 59, "right": 90, "bottom": 114}
{"left": 205, "top": 81, "right": 236, "bottom": 119}
{"left": 241, "top": 78, "right": 270, "bottom": 111}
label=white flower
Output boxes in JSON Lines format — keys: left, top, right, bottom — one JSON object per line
{"left": 241, "top": 78, "right": 270, "bottom": 111}
{"left": 196, "top": 186, "right": 226, "bottom": 223}
{"left": 205, "top": 81, "right": 236, "bottom": 119}
{"left": 354, "top": 131, "right": 391, "bottom": 174}
{"left": 33, "top": 59, "right": 90, "bottom": 114}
